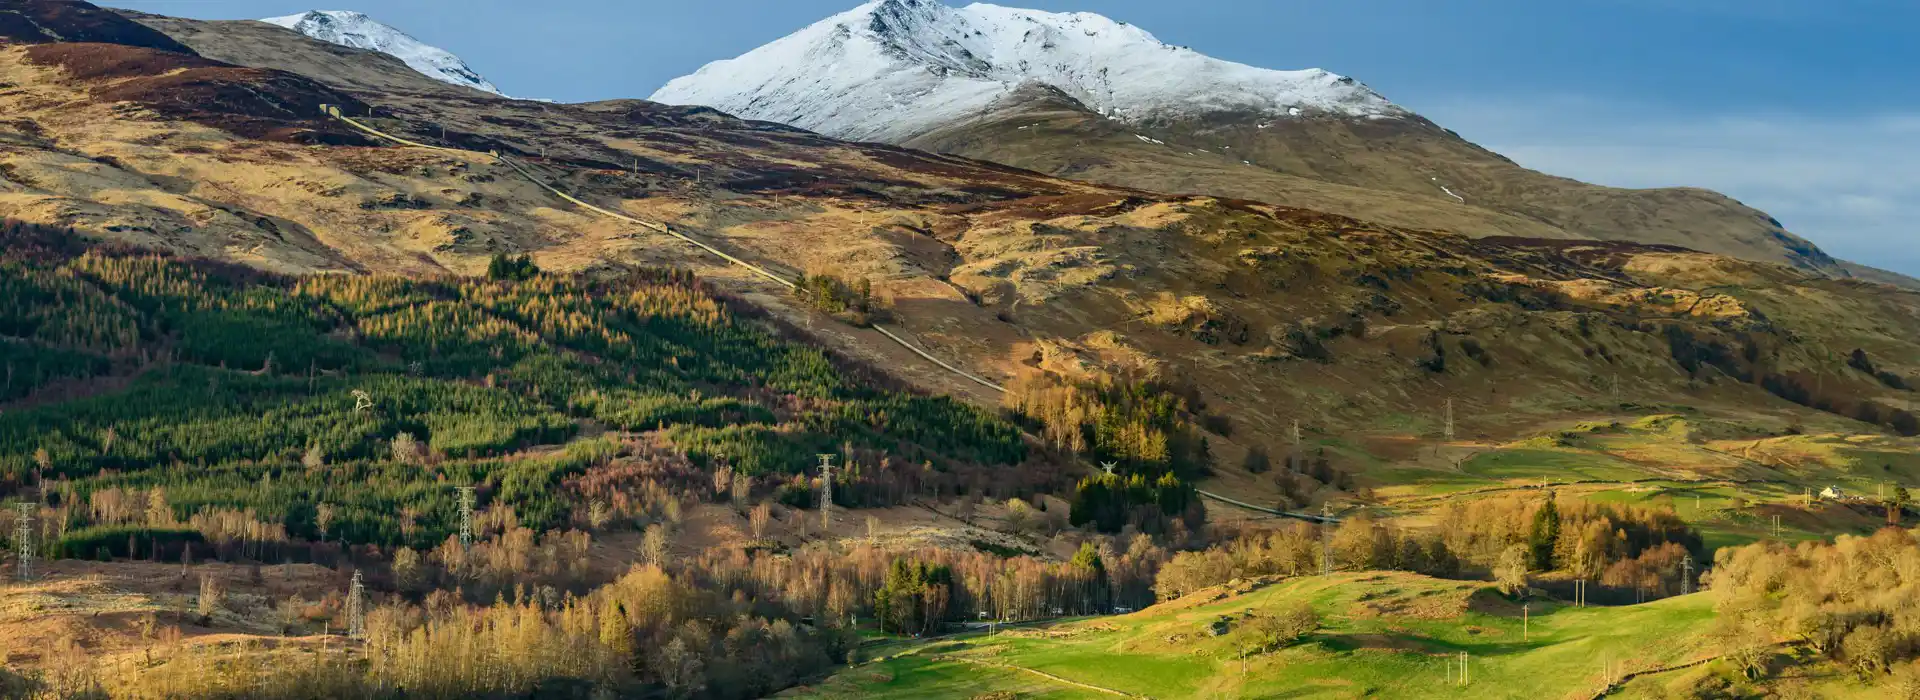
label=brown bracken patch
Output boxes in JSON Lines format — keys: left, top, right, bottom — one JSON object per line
{"left": 0, "top": 0, "right": 195, "bottom": 53}
{"left": 20, "top": 41, "right": 218, "bottom": 79}
{"left": 23, "top": 43, "right": 373, "bottom": 146}
{"left": 1349, "top": 584, "right": 1480, "bottom": 620}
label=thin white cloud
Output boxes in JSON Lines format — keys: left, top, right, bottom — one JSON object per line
{"left": 1419, "top": 96, "right": 1920, "bottom": 276}
{"left": 1598, "top": 0, "right": 1912, "bottom": 21}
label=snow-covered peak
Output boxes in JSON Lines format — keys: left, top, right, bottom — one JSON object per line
{"left": 650, "top": 0, "right": 1404, "bottom": 142}
{"left": 259, "top": 10, "right": 504, "bottom": 96}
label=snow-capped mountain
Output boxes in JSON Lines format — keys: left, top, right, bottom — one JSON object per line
{"left": 260, "top": 10, "right": 504, "bottom": 96}
{"left": 650, "top": 0, "right": 1404, "bottom": 142}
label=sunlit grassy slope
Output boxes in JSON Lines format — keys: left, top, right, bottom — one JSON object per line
{"left": 787, "top": 571, "right": 1720, "bottom": 699}
{"left": 1361, "top": 414, "right": 1917, "bottom": 554}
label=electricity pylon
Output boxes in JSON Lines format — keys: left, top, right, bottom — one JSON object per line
{"left": 346, "top": 570, "right": 366, "bottom": 639}
{"left": 11, "top": 503, "right": 32, "bottom": 582}
{"left": 456, "top": 486, "right": 477, "bottom": 551}
{"left": 817, "top": 454, "right": 837, "bottom": 530}
{"left": 1290, "top": 419, "right": 1304, "bottom": 470}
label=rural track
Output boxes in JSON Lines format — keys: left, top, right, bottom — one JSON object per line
{"left": 934, "top": 655, "right": 1150, "bottom": 698}
{"left": 1586, "top": 654, "right": 1719, "bottom": 699}
{"left": 1386, "top": 476, "right": 1794, "bottom": 508}
{"left": 1196, "top": 489, "right": 1342, "bottom": 523}
{"left": 319, "top": 105, "right": 1006, "bottom": 393}
{"left": 324, "top": 106, "right": 1345, "bottom": 525}
{"left": 1585, "top": 644, "right": 1793, "bottom": 699}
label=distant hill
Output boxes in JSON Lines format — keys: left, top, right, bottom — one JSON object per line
{"left": 258, "top": 10, "right": 505, "bottom": 96}
{"left": 653, "top": 0, "right": 1912, "bottom": 287}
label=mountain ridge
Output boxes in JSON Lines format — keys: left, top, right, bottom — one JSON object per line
{"left": 653, "top": 0, "right": 1906, "bottom": 287}
{"left": 259, "top": 9, "right": 504, "bottom": 96}
{"left": 651, "top": 0, "right": 1401, "bottom": 143}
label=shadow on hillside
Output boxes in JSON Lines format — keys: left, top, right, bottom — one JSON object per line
{"left": 1317, "top": 632, "right": 1553, "bottom": 658}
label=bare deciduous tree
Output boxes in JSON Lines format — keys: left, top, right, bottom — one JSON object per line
{"left": 391, "top": 432, "right": 422, "bottom": 465}
{"left": 197, "top": 573, "right": 222, "bottom": 619}
{"left": 1495, "top": 544, "right": 1531, "bottom": 597}
{"left": 640, "top": 524, "right": 670, "bottom": 567}
{"left": 749, "top": 503, "right": 773, "bottom": 539}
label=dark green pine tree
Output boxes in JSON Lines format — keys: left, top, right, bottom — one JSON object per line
{"left": 1070, "top": 542, "right": 1110, "bottom": 612}
{"left": 1528, "top": 492, "right": 1561, "bottom": 571}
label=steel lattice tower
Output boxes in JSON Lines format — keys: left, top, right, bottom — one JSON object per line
{"left": 10, "top": 503, "right": 32, "bottom": 582}
{"left": 456, "top": 486, "right": 477, "bottom": 550}
{"left": 346, "top": 570, "right": 366, "bottom": 639}
{"left": 817, "top": 454, "right": 836, "bottom": 530}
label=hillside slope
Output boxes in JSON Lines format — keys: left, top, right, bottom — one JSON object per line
{"left": 0, "top": 221, "right": 1034, "bottom": 543}
{"left": 0, "top": 2, "right": 1914, "bottom": 508}
{"left": 123, "top": 9, "right": 495, "bottom": 98}
{"left": 788, "top": 572, "right": 1722, "bottom": 699}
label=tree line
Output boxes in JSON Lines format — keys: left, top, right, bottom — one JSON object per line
{"left": 1151, "top": 492, "right": 1704, "bottom": 603}
{"left": 1710, "top": 526, "right": 1920, "bottom": 686}
{"left": 1434, "top": 491, "right": 1702, "bottom": 601}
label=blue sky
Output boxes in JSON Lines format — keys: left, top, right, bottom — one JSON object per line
{"left": 101, "top": 0, "right": 1918, "bottom": 275}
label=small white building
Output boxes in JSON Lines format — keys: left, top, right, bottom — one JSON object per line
{"left": 1820, "top": 486, "right": 1847, "bottom": 500}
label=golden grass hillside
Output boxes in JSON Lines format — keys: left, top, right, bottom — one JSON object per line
{"left": 0, "top": 5, "right": 1914, "bottom": 506}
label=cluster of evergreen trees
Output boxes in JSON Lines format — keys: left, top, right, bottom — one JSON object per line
{"left": 1068, "top": 471, "right": 1194, "bottom": 533}
{"left": 791, "top": 271, "right": 882, "bottom": 325}
{"left": 1003, "top": 372, "right": 1211, "bottom": 532}
{"left": 872, "top": 558, "right": 954, "bottom": 635}
{"left": 866, "top": 544, "right": 1118, "bottom": 635}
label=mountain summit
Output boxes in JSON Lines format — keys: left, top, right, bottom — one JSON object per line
{"left": 652, "top": 0, "right": 1890, "bottom": 282}
{"left": 651, "top": 0, "right": 1403, "bottom": 142}
{"left": 259, "top": 10, "right": 504, "bottom": 96}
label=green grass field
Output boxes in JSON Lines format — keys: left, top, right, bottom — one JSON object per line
{"left": 1364, "top": 446, "right": 1657, "bottom": 500}
{"left": 793, "top": 653, "right": 1105, "bottom": 699}
{"left": 1354, "top": 413, "right": 1920, "bottom": 560}
{"left": 1567, "top": 480, "right": 1889, "bottom": 553}
{"left": 1459, "top": 448, "right": 1654, "bottom": 483}
{"left": 1365, "top": 441, "right": 1666, "bottom": 499}
{"left": 788, "top": 572, "right": 1721, "bottom": 699}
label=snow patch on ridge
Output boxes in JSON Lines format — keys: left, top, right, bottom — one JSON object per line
{"left": 260, "top": 10, "right": 505, "bottom": 96}
{"left": 650, "top": 0, "right": 1404, "bottom": 142}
